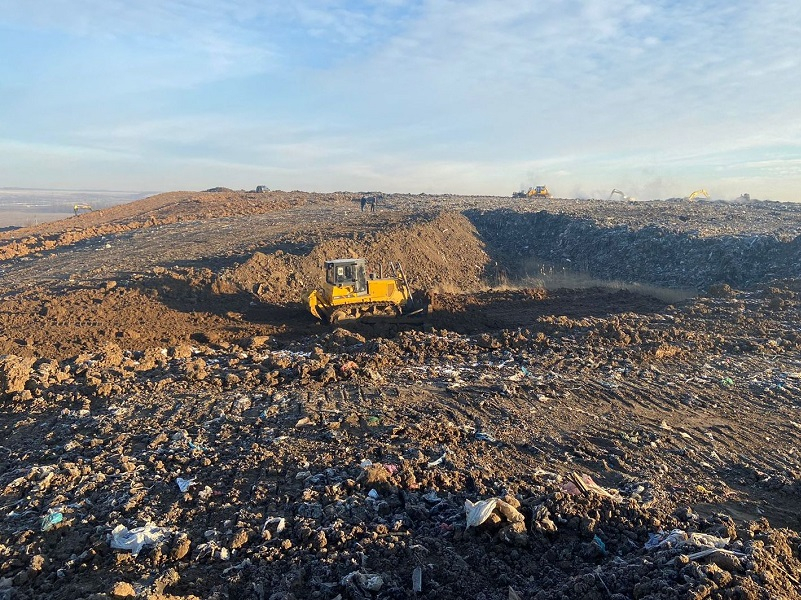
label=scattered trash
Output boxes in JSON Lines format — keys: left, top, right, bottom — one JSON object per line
{"left": 465, "top": 497, "right": 525, "bottom": 528}
{"left": 645, "top": 529, "right": 730, "bottom": 551}
{"left": 465, "top": 498, "right": 498, "bottom": 528}
{"left": 41, "top": 511, "right": 63, "bottom": 532}
{"left": 560, "top": 472, "right": 618, "bottom": 499}
{"left": 176, "top": 477, "right": 196, "bottom": 493}
{"left": 342, "top": 571, "right": 384, "bottom": 592}
{"left": 359, "top": 459, "right": 373, "bottom": 468}
{"left": 687, "top": 547, "right": 746, "bottom": 561}
{"left": 367, "top": 489, "right": 380, "bottom": 499}
{"left": 412, "top": 566, "right": 423, "bottom": 593}
{"left": 426, "top": 451, "right": 448, "bottom": 468}
{"left": 196, "top": 540, "right": 230, "bottom": 561}
{"left": 366, "top": 416, "right": 380, "bottom": 427}
{"left": 422, "top": 491, "right": 440, "bottom": 503}
{"left": 262, "top": 517, "right": 285, "bottom": 536}
{"left": 475, "top": 431, "right": 497, "bottom": 443}
{"left": 592, "top": 534, "right": 607, "bottom": 555}
{"left": 110, "top": 524, "right": 171, "bottom": 557}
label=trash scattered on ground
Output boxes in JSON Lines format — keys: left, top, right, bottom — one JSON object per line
{"left": 1, "top": 193, "right": 801, "bottom": 599}
{"left": 109, "top": 524, "right": 171, "bottom": 557}
{"left": 176, "top": 477, "right": 196, "bottom": 493}
{"left": 427, "top": 450, "right": 448, "bottom": 467}
{"left": 412, "top": 565, "right": 423, "bottom": 593}
{"left": 645, "top": 529, "right": 730, "bottom": 550}
{"left": 40, "top": 511, "right": 63, "bottom": 532}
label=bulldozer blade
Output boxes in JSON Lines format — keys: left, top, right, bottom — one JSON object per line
{"left": 305, "top": 289, "right": 326, "bottom": 321}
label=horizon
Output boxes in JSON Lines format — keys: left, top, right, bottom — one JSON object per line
{"left": 1, "top": 1, "right": 800, "bottom": 203}
{"left": 0, "top": 186, "right": 787, "bottom": 205}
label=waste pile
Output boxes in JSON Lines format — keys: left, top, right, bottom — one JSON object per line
{"left": 1, "top": 281, "right": 800, "bottom": 598}
{"left": 0, "top": 191, "right": 799, "bottom": 598}
{"left": 468, "top": 208, "right": 801, "bottom": 290}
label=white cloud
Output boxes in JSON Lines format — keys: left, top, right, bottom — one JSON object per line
{"left": 0, "top": 0, "right": 800, "bottom": 200}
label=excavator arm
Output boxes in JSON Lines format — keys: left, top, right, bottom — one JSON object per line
{"left": 687, "top": 189, "right": 710, "bottom": 201}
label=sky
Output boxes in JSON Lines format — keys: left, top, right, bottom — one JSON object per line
{"left": 0, "top": 1, "right": 800, "bottom": 201}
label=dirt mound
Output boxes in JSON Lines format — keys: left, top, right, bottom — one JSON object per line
{"left": 0, "top": 212, "right": 488, "bottom": 360}
{"left": 217, "top": 211, "right": 489, "bottom": 303}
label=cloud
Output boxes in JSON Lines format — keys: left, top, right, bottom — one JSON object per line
{"left": 1, "top": 0, "right": 800, "bottom": 200}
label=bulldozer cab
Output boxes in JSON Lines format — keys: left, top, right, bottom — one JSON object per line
{"left": 325, "top": 259, "right": 367, "bottom": 294}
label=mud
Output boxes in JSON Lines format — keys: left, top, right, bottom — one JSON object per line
{"left": 0, "top": 191, "right": 799, "bottom": 599}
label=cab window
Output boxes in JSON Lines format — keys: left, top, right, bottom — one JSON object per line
{"left": 327, "top": 263, "right": 357, "bottom": 285}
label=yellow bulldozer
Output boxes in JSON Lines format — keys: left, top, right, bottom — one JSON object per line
{"left": 513, "top": 186, "right": 551, "bottom": 199}
{"left": 305, "top": 258, "right": 426, "bottom": 323}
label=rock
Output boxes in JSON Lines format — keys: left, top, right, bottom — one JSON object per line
{"left": 0, "top": 355, "right": 36, "bottom": 395}
{"left": 710, "top": 552, "right": 743, "bottom": 572}
{"left": 170, "top": 344, "right": 194, "bottom": 359}
{"left": 708, "top": 283, "right": 736, "bottom": 298}
{"left": 110, "top": 581, "right": 136, "bottom": 598}
{"left": 240, "top": 335, "right": 271, "bottom": 349}
{"left": 170, "top": 534, "right": 191, "bottom": 561}
{"left": 29, "top": 554, "right": 46, "bottom": 573}
{"left": 184, "top": 357, "right": 208, "bottom": 381}
{"left": 154, "top": 567, "right": 180, "bottom": 594}
{"left": 230, "top": 529, "right": 249, "bottom": 549}
{"left": 97, "top": 342, "right": 124, "bottom": 367}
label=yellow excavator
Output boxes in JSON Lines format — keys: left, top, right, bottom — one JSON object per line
{"left": 73, "top": 203, "right": 93, "bottom": 216}
{"left": 686, "top": 189, "right": 710, "bottom": 201}
{"left": 305, "top": 258, "right": 425, "bottom": 323}
{"left": 609, "top": 189, "right": 638, "bottom": 201}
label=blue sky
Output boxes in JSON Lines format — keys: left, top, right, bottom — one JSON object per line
{"left": 1, "top": 0, "right": 800, "bottom": 200}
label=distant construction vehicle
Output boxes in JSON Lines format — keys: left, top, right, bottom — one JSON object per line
{"left": 513, "top": 186, "right": 551, "bottom": 199}
{"left": 305, "top": 258, "right": 428, "bottom": 323}
{"left": 686, "top": 189, "right": 710, "bottom": 201}
{"left": 73, "top": 203, "right": 93, "bottom": 216}
{"left": 609, "top": 189, "right": 636, "bottom": 201}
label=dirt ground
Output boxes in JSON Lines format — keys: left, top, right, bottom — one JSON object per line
{"left": 0, "top": 190, "right": 799, "bottom": 600}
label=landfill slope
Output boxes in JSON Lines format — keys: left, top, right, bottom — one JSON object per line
{"left": 0, "top": 191, "right": 799, "bottom": 600}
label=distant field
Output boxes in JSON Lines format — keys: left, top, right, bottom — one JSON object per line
{"left": 0, "top": 188, "right": 155, "bottom": 228}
